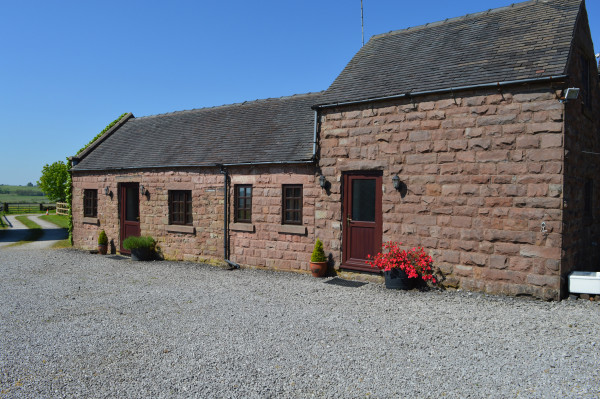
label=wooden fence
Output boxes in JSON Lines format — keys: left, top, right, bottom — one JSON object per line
{"left": 1, "top": 203, "right": 56, "bottom": 214}
{"left": 56, "top": 202, "right": 69, "bottom": 216}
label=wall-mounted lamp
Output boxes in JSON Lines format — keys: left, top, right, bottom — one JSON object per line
{"left": 104, "top": 186, "right": 110, "bottom": 195}
{"left": 140, "top": 185, "right": 146, "bottom": 196}
{"left": 392, "top": 175, "right": 401, "bottom": 190}
{"left": 319, "top": 175, "right": 326, "bottom": 189}
{"left": 560, "top": 87, "right": 580, "bottom": 103}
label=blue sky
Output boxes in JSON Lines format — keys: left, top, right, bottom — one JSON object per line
{"left": 1, "top": 0, "right": 598, "bottom": 186}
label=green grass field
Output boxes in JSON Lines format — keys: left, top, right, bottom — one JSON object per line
{"left": 39, "top": 214, "right": 69, "bottom": 229}
{"left": 0, "top": 185, "right": 49, "bottom": 203}
{"left": 2, "top": 207, "right": 50, "bottom": 215}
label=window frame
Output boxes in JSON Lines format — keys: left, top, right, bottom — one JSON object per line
{"left": 168, "top": 190, "right": 193, "bottom": 226}
{"left": 83, "top": 189, "right": 98, "bottom": 218}
{"left": 282, "top": 184, "right": 303, "bottom": 225}
{"left": 234, "top": 184, "right": 252, "bottom": 223}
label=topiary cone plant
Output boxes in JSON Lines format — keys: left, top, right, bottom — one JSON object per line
{"left": 310, "top": 239, "right": 328, "bottom": 277}
{"left": 97, "top": 230, "right": 108, "bottom": 255}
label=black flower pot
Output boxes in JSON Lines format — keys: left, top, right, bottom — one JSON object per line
{"left": 384, "top": 268, "right": 415, "bottom": 290}
{"left": 130, "top": 247, "right": 154, "bottom": 261}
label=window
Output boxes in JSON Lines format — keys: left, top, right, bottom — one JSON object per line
{"left": 83, "top": 189, "right": 97, "bottom": 218}
{"left": 169, "top": 190, "right": 192, "bottom": 225}
{"left": 235, "top": 185, "right": 252, "bottom": 223}
{"left": 282, "top": 184, "right": 302, "bottom": 225}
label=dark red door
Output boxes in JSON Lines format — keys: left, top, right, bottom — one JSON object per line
{"left": 342, "top": 172, "right": 382, "bottom": 272}
{"left": 120, "top": 183, "right": 140, "bottom": 254}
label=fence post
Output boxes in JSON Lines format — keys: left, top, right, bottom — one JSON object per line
{"left": 40, "top": 203, "right": 43, "bottom": 211}
{"left": 4, "top": 203, "right": 8, "bottom": 213}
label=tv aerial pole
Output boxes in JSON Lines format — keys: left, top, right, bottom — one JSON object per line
{"left": 361, "top": 0, "right": 365, "bottom": 46}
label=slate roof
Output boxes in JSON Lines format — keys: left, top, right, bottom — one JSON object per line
{"left": 72, "top": 92, "right": 321, "bottom": 171}
{"left": 319, "top": 0, "right": 582, "bottom": 105}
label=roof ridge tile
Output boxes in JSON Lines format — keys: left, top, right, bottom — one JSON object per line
{"left": 135, "top": 91, "right": 323, "bottom": 120}
{"left": 370, "top": 0, "right": 553, "bottom": 42}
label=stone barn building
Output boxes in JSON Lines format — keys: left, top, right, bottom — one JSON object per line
{"left": 71, "top": 0, "right": 599, "bottom": 300}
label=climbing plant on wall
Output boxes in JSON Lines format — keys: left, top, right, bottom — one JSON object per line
{"left": 66, "top": 112, "right": 129, "bottom": 244}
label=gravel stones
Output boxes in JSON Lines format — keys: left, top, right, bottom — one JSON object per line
{"left": 1, "top": 248, "right": 599, "bottom": 398}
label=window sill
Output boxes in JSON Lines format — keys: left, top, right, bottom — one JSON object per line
{"left": 230, "top": 223, "right": 255, "bottom": 233}
{"left": 166, "top": 225, "right": 195, "bottom": 234}
{"left": 83, "top": 217, "right": 99, "bottom": 225}
{"left": 278, "top": 225, "right": 307, "bottom": 235}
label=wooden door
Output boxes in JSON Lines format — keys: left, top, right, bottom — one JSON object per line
{"left": 342, "top": 172, "right": 382, "bottom": 272}
{"left": 120, "top": 183, "right": 140, "bottom": 254}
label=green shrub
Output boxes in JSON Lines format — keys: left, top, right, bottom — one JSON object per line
{"left": 98, "top": 230, "right": 108, "bottom": 245}
{"left": 311, "top": 239, "right": 327, "bottom": 262}
{"left": 122, "top": 236, "right": 155, "bottom": 250}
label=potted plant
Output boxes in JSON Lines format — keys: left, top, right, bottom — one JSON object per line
{"left": 367, "top": 242, "right": 436, "bottom": 290}
{"left": 123, "top": 236, "right": 156, "bottom": 261}
{"left": 310, "top": 239, "right": 328, "bottom": 277}
{"left": 97, "top": 230, "right": 108, "bottom": 255}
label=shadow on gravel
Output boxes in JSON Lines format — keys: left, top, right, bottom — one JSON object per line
{"left": 106, "top": 255, "right": 129, "bottom": 260}
{"left": 0, "top": 228, "right": 29, "bottom": 243}
{"left": 324, "top": 277, "right": 368, "bottom": 288}
{"left": 42, "top": 228, "right": 68, "bottom": 241}
{"left": 0, "top": 228, "right": 68, "bottom": 242}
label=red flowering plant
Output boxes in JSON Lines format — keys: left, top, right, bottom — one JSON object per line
{"left": 367, "top": 241, "right": 436, "bottom": 284}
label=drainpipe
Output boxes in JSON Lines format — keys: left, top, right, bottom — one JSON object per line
{"left": 312, "top": 109, "right": 318, "bottom": 161}
{"left": 219, "top": 165, "right": 240, "bottom": 269}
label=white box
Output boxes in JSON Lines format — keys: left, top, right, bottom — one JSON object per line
{"left": 569, "top": 271, "right": 600, "bottom": 295}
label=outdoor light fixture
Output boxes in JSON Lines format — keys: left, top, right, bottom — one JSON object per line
{"left": 104, "top": 186, "right": 110, "bottom": 195}
{"left": 560, "top": 87, "right": 580, "bottom": 103}
{"left": 392, "top": 175, "right": 400, "bottom": 190}
{"left": 319, "top": 175, "right": 326, "bottom": 189}
{"left": 140, "top": 185, "right": 146, "bottom": 196}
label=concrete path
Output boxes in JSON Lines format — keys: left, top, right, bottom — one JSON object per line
{"left": 0, "top": 214, "right": 67, "bottom": 249}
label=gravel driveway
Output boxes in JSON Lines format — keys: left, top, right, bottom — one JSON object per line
{"left": 1, "top": 248, "right": 599, "bottom": 398}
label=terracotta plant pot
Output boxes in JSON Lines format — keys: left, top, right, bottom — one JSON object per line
{"left": 98, "top": 244, "right": 108, "bottom": 255}
{"left": 310, "top": 261, "right": 328, "bottom": 277}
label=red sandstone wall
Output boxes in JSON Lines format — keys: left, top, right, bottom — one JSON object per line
{"left": 72, "top": 169, "right": 224, "bottom": 262}
{"left": 72, "top": 165, "right": 318, "bottom": 270}
{"left": 317, "top": 84, "right": 566, "bottom": 299}
{"left": 227, "top": 165, "right": 317, "bottom": 271}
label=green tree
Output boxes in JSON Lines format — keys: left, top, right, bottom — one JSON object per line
{"left": 37, "top": 161, "right": 68, "bottom": 202}
{"left": 27, "top": 182, "right": 33, "bottom": 187}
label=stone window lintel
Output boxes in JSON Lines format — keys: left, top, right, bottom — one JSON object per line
{"left": 277, "top": 225, "right": 307, "bottom": 235}
{"left": 230, "top": 222, "right": 255, "bottom": 233}
{"left": 166, "top": 224, "right": 196, "bottom": 234}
